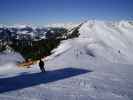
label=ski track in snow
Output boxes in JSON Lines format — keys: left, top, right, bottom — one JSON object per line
{"left": 0, "top": 20, "right": 133, "bottom": 100}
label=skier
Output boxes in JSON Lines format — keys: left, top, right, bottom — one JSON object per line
{"left": 39, "top": 59, "right": 45, "bottom": 72}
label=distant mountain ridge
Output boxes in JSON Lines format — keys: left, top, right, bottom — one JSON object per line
{"left": 1, "top": 20, "right": 133, "bottom": 63}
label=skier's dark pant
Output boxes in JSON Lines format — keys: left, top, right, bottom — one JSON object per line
{"left": 40, "top": 67, "right": 45, "bottom": 72}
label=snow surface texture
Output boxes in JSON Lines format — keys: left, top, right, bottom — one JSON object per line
{"left": 0, "top": 52, "right": 24, "bottom": 69}
{"left": 79, "top": 20, "right": 133, "bottom": 64}
{"left": 0, "top": 20, "right": 133, "bottom": 100}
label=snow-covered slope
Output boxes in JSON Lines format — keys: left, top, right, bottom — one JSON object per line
{"left": 48, "top": 20, "right": 133, "bottom": 64}
{"left": 78, "top": 20, "right": 133, "bottom": 63}
{"left": 44, "top": 20, "right": 133, "bottom": 100}
{"left": 0, "top": 20, "right": 133, "bottom": 100}
{"left": 0, "top": 51, "right": 24, "bottom": 69}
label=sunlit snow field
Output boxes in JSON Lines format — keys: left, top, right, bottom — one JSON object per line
{"left": 0, "top": 21, "right": 133, "bottom": 100}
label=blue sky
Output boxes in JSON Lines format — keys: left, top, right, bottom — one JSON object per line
{"left": 0, "top": 0, "right": 133, "bottom": 25}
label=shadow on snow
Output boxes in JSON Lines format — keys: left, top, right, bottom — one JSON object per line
{"left": 0, "top": 67, "right": 92, "bottom": 93}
